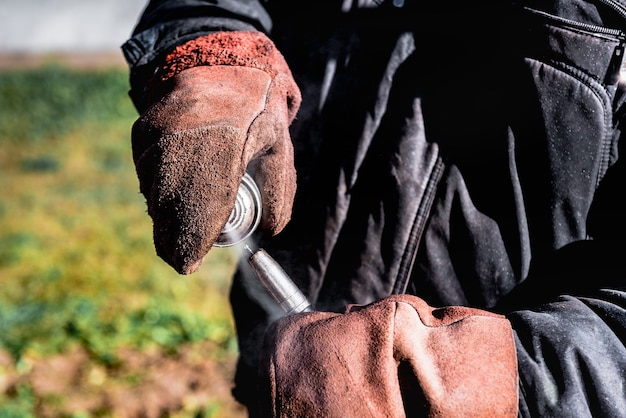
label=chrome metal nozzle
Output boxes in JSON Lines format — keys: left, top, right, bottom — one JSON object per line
{"left": 214, "top": 173, "right": 262, "bottom": 247}
{"left": 246, "top": 247, "right": 313, "bottom": 315}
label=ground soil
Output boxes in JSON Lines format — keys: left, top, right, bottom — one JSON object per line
{"left": 0, "top": 343, "right": 248, "bottom": 418}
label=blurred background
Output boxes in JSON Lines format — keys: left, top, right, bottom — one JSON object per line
{"left": 1, "top": 0, "right": 144, "bottom": 54}
{"left": 0, "top": 1, "right": 245, "bottom": 417}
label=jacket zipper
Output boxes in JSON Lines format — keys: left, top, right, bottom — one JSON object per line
{"left": 523, "top": 7, "right": 625, "bottom": 39}
{"left": 393, "top": 156, "right": 444, "bottom": 294}
{"left": 523, "top": 6, "right": 626, "bottom": 97}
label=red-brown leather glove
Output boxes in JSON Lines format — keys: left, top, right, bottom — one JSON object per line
{"left": 131, "top": 31, "right": 301, "bottom": 274}
{"left": 259, "top": 294, "right": 518, "bottom": 417}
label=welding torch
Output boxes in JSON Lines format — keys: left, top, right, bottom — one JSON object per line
{"left": 213, "top": 173, "right": 313, "bottom": 315}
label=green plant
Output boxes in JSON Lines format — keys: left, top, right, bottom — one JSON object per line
{"left": 0, "top": 63, "right": 134, "bottom": 144}
{"left": 0, "top": 63, "right": 244, "bottom": 417}
{"left": 0, "top": 383, "right": 37, "bottom": 418}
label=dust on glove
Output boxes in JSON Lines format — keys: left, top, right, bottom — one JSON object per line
{"left": 131, "top": 31, "right": 301, "bottom": 274}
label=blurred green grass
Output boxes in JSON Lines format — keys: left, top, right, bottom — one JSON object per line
{"left": 0, "top": 63, "right": 241, "bottom": 417}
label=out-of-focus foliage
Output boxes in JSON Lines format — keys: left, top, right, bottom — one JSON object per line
{"left": 0, "top": 63, "right": 133, "bottom": 143}
{"left": 0, "top": 63, "right": 242, "bottom": 417}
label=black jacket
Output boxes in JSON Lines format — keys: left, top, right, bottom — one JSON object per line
{"left": 123, "top": 1, "right": 626, "bottom": 415}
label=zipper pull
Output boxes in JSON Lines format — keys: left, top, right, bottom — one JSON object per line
{"left": 606, "top": 39, "right": 625, "bottom": 85}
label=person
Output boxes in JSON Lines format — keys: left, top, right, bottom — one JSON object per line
{"left": 122, "top": 0, "right": 626, "bottom": 416}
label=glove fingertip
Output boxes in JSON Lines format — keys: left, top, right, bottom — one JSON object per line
{"left": 180, "top": 257, "right": 206, "bottom": 275}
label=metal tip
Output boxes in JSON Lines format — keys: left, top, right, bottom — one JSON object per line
{"left": 244, "top": 244, "right": 255, "bottom": 255}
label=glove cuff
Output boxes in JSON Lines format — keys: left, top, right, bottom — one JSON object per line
{"left": 148, "top": 31, "right": 301, "bottom": 121}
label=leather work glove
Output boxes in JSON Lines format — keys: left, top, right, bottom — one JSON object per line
{"left": 259, "top": 294, "right": 519, "bottom": 417}
{"left": 131, "top": 31, "right": 301, "bottom": 274}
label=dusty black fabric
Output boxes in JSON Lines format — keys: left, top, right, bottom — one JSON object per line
{"left": 123, "top": 0, "right": 626, "bottom": 415}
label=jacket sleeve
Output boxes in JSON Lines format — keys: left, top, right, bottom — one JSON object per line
{"left": 500, "top": 160, "right": 626, "bottom": 416}
{"left": 508, "top": 287, "right": 626, "bottom": 417}
{"left": 121, "top": 0, "right": 272, "bottom": 109}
